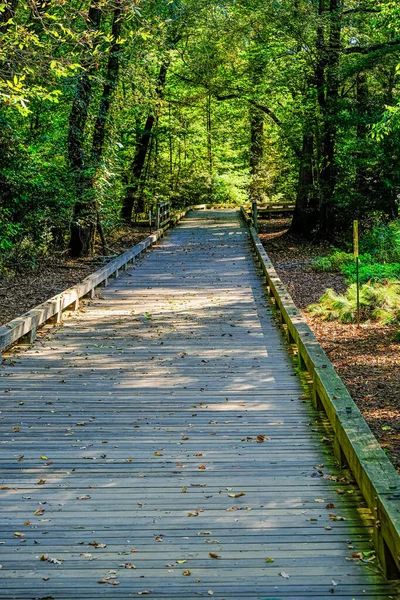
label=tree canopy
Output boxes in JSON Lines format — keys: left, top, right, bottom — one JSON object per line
{"left": 1, "top": 0, "right": 400, "bottom": 259}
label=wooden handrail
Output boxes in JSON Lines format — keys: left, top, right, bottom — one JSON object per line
{"left": 240, "top": 205, "right": 400, "bottom": 580}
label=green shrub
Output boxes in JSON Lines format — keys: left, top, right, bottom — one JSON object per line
{"left": 312, "top": 249, "right": 355, "bottom": 272}
{"left": 343, "top": 262, "right": 400, "bottom": 284}
{"left": 360, "top": 221, "right": 400, "bottom": 263}
{"left": 308, "top": 283, "right": 400, "bottom": 324}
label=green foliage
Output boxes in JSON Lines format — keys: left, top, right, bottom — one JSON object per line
{"left": 359, "top": 220, "right": 400, "bottom": 263}
{"left": 308, "top": 283, "right": 400, "bottom": 324}
{"left": 343, "top": 262, "right": 400, "bottom": 285}
{"left": 312, "top": 250, "right": 354, "bottom": 273}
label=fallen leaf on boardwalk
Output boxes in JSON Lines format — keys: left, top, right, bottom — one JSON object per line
{"left": 1, "top": 486, "right": 9, "bottom": 490}
{"left": 329, "top": 514, "right": 346, "bottom": 521}
{"left": 326, "top": 503, "right": 335, "bottom": 509}
{"left": 226, "top": 506, "right": 240, "bottom": 512}
{"left": 194, "top": 453, "right": 203, "bottom": 456}
{"left": 34, "top": 508, "right": 45, "bottom": 516}
{"left": 256, "top": 435, "right": 270, "bottom": 442}
{"left": 24, "top": 521, "right": 31, "bottom": 526}
{"left": 265, "top": 557, "right": 274, "bottom": 563}
{"left": 279, "top": 571, "right": 290, "bottom": 579}
{"left": 131, "top": 547, "right": 138, "bottom": 553}
{"left": 43, "top": 576, "right": 50, "bottom": 581}
{"left": 17, "top": 456, "right": 24, "bottom": 461}
{"left": 123, "top": 563, "right": 136, "bottom": 569}
{"left": 181, "top": 436, "right": 189, "bottom": 440}
{"left": 37, "top": 479, "right": 46, "bottom": 485}
{"left": 80, "top": 553, "right": 97, "bottom": 560}
{"left": 177, "top": 560, "right": 187, "bottom": 564}
{"left": 153, "top": 452, "right": 163, "bottom": 456}
{"left": 228, "top": 492, "right": 245, "bottom": 498}
{"left": 138, "top": 591, "right": 151, "bottom": 595}
{"left": 207, "top": 591, "right": 214, "bottom": 596}
{"left": 155, "top": 535, "right": 163, "bottom": 542}
{"left": 205, "top": 539, "right": 219, "bottom": 543}
{"left": 188, "top": 511, "right": 201, "bottom": 517}
{"left": 198, "top": 465, "right": 206, "bottom": 470}
{"left": 182, "top": 486, "right": 187, "bottom": 493}
{"left": 13, "top": 426, "right": 20, "bottom": 432}
{"left": 314, "top": 498, "right": 325, "bottom": 503}
{"left": 209, "top": 552, "right": 220, "bottom": 559}
{"left": 197, "top": 531, "right": 211, "bottom": 535}
{"left": 336, "top": 489, "right": 344, "bottom": 495}
{"left": 40, "top": 555, "right": 63, "bottom": 564}
{"left": 76, "top": 495, "right": 91, "bottom": 500}
{"left": 88, "top": 541, "right": 107, "bottom": 548}
{"left": 182, "top": 570, "right": 191, "bottom": 576}
{"left": 126, "top": 458, "right": 133, "bottom": 463}
{"left": 40, "top": 456, "right": 48, "bottom": 460}
{"left": 98, "top": 578, "right": 120, "bottom": 585}
{"left": 14, "top": 532, "right": 25, "bottom": 538}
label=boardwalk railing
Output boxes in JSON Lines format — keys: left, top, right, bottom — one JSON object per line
{"left": 155, "top": 201, "right": 171, "bottom": 229}
{"left": 0, "top": 206, "right": 192, "bottom": 356}
{"left": 241, "top": 206, "right": 400, "bottom": 580}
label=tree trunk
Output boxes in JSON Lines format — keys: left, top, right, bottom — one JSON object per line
{"left": 318, "top": 0, "right": 341, "bottom": 237}
{"left": 355, "top": 71, "right": 368, "bottom": 210}
{"left": 69, "top": 1, "right": 122, "bottom": 257}
{"left": 121, "top": 61, "right": 169, "bottom": 222}
{"left": 249, "top": 108, "right": 264, "bottom": 204}
{"left": 289, "top": 134, "right": 316, "bottom": 235}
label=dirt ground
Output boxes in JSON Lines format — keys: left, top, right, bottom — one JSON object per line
{"left": 259, "top": 218, "right": 400, "bottom": 473}
{"left": 0, "top": 226, "right": 149, "bottom": 326}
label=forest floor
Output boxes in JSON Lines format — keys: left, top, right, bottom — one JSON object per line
{"left": 259, "top": 217, "right": 400, "bottom": 473}
{"left": 0, "top": 225, "right": 149, "bottom": 326}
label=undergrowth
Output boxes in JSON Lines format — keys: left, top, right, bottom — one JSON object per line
{"left": 308, "top": 283, "right": 400, "bottom": 324}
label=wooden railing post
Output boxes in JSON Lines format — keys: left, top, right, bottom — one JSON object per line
{"left": 252, "top": 201, "right": 258, "bottom": 232}
{"left": 155, "top": 203, "right": 160, "bottom": 230}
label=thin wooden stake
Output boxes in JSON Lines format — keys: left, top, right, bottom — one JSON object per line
{"left": 354, "top": 220, "right": 360, "bottom": 326}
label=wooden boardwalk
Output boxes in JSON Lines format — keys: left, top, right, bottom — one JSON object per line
{"left": 0, "top": 210, "right": 398, "bottom": 599}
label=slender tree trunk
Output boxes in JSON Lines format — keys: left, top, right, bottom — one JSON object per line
{"left": 206, "top": 92, "right": 213, "bottom": 196}
{"left": 318, "top": 0, "right": 341, "bottom": 237}
{"left": 355, "top": 71, "right": 368, "bottom": 212}
{"left": 290, "top": 134, "right": 316, "bottom": 234}
{"left": 69, "top": 1, "right": 122, "bottom": 257}
{"left": 121, "top": 61, "right": 169, "bottom": 222}
{"left": 249, "top": 107, "right": 264, "bottom": 204}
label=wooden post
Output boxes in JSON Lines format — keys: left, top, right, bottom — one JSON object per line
{"left": 155, "top": 203, "right": 160, "bottom": 230}
{"left": 354, "top": 220, "right": 360, "bottom": 326}
{"left": 252, "top": 201, "right": 258, "bottom": 232}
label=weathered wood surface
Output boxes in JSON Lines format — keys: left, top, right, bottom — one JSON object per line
{"left": 0, "top": 210, "right": 398, "bottom": 599}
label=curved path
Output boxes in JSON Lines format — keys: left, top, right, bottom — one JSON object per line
{"left": 0, "top": 210, "right": 398, "bottom": 599}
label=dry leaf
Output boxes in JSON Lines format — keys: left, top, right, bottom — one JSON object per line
{"left": 182, "top": 570, "right": 191, "bottom": 576}
{"left": 33, "top": 508, "right": 45, "bottom": 516}
{"left": 228, "top": 492, "right": 245, "bottom": 498}
{"left": 209, "top": 552, "right": 220, "bottom": 559}
{"left": 279, "top": 571, "right": 290, "bottom": 579}
{"left": 198, "top": 465, "right": 206, "bottom": 470}
{"left": 89, "top": 541, "right": 107, "bottom": 548}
